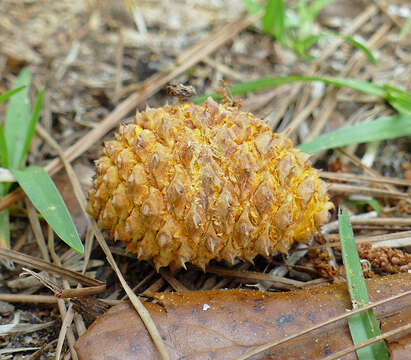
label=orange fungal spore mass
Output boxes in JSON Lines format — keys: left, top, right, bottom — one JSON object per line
{"left": 87, "top": 98, "right": 333, "bottom": 270}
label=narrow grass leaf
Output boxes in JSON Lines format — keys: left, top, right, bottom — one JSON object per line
{"left": 10, "top": 166, "right": 84, "bottom": 254}
{"left": 195, "top": 75, "right": 411, "bottom": 116}
{"left": 262, "top": 0, "right": 285, "bottom": 42}
{"left": 339, "top": 209, "right": 389, "bottom": 359}
{"left": 344, "top": 199, "right": 382, "bottom": 215}
{"left": 384, "top": 85, "right": 411, "bottom": 114}
{"left": 297, "top": 113, "right": 411, "bottom": 153}
{"left": 194, "top": 75, "right": 391, "bottom": 103}
{"left": 0, "top": 208, "right": 10, "bottom": 249}
{"left": 0, "top": 86, "right": 25, "bottom": 104}
{"left": 4, "top": 68, "right": 32, "bottom": 169}
{"left": 0, "top": 125, "right": 8, "bottom": 169}
{"left": 292, "top": 32, "right": 377, "bottom": 64}
{"left": 336, "top": 34, "right": 378, "bottom": 64}
{"left": 18, "top": 87, "right": 45, "bottom": 167}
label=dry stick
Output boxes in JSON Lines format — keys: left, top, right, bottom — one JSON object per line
{"left": 0, "top": 13, "right": 257, "bottom": 213}
{"left": 295, "top": 230, "right": 411, "bottom": 251}
{"left": 113, "top": 30, "right": 124, "bottom": 103}
{"left": 56, "top": 303, "right": 74, "bottom": 360}
{"left": 120, "top": 271, "right": 156, "bottom": 300}
{"left": 281, "top": 96, "right": 322, "bottom": 136}
{"left": 203, "top": 56, "right": 247, "bottom": 81}
{"left": 0, "top": 248, "right": 104, "bottom": 289}
{"left": 349, "top": 217, "right": 411, "bottom": 226}
{"left": 321, "top": 322, "right": 411, "bottom": 360}
{"left": 206, "top": 265, "right": 304, "bottom": 288}
{"left": 23, "top": 199, "right": 78, "bottom": 359}
{"left": 25, "top": 199, "right": 50, "bottom": 262}
{"left": 90, "top": 219, "right": 170, "bottom": 360}
{"left": 0, "top": 293, "right": 57, "bottom": 303}
{"left": 142, "top": 278, "right": 166, "bottom": 295}
{"left": 338, "top": 147, "right": 411, "bottom": 204}
{"left": 26, "top": 209, "right": 78, "bottom": 360}
{"left": 305, "top": 22, "right": 392, "bottom": 142}
{"left": 27, "top": 339, "right": 58, "bottom": 360}
{"left": 320, "top": 171, "right": 411, "bottom": 187}
{"left": 236, "top": 289, "right": 411, "bottom": 360}
{"left": 159, "top": 269, "right": 188, "bottom": 291}
{"left": 280, "top": 4, "right": 379, "bottom": 135}
{"left": 327, "top": 182, "right": 409, "bottom": 199}
{"left": 176, "top": 12, "right": 260, "bottom": 65}
{"left": 249, "top": 87, "right": 289, "bottom": 114}
{"left": 375, "top": 0, "right": 404, "bottom": 29}
{"left": 48, "top": 226, "right": 87, "bottom": 357}
{"left": 269, "top": 84, "right": 301, "bottom": 130}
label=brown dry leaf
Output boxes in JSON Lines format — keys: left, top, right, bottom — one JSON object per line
{"left": 75, "top": 273, "right": 411, "bottom": 360}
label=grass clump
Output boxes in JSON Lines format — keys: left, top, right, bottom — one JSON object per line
{"left": 0, "top": 68, "right": 83, "bottom": 254}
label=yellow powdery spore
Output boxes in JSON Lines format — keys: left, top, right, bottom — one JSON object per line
{"left": 87, "top": 98, "right": 333, "bottom": 270}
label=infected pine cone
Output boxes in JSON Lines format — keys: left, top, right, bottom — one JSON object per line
{"left": 87, "top": 98, "right": 333, "bottom": 270}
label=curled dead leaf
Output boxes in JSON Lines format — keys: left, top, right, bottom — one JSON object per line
{"left": 75, "top": 273, "right": 410, "bottom": 359}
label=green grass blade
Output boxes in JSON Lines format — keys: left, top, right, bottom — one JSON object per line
{"left": 344, "top": 199, "right": 382, "bottom": 215}
{"left": 0, "top": 125, "right": 9, "bottom": 169}
{"left": 0, "top": 180, "right": 10, "bottom": 249}
{"left": 384, "top": 85, "right": 411, "bottom": 114}
{"left": 293, "top": 32, "right": 377, "bottom": 64}
{"left": 194, "top": 75, "right": 385, "bottom": 103}
{"left": 262, "top": 0, "right": 285, "bottom": 43}
{"left": 339, "top": 209, "right": 389, "bottom": 359}
{"left": 297, "top": 113, "right": 411, "bottom": 153}
{"left": 18, "top": 87, "right": 45, "bottom": 167}
{"left": 0, "top": 207, "right": 10, "bottom": 249}
{"left": 336, "top": 34, "right": 378, "bottom": 65}
{"left": 10, "top": 166, "right": 84, "bottom": 254}
{"left": 339, "top": 209, "right": 368, "bottom": 304}
{"left": 0, "top": 86, "right": 25, "bottom": 104}
{"left": 4, "top": 68, "right": 32, "bottom": 169}
{"left": 193, "top": 75, "right": 410, "bottom": 113}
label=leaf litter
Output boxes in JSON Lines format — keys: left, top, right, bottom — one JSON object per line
{"left": 0, "top": 0, "right": 410, "bottom": 359}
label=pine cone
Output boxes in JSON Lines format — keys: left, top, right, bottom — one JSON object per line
{"left": 87, "top": 98, "right": 333, "bottom": 270}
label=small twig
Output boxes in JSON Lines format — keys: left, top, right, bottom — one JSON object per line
{"left": 56, "top": 303, "right": 74, "bottom": 360}
{"left": 320, "top": 171, "right": 411, "bottom": 187}
{"left": 25, "top": 199, "right": 50, "bottom": 262}
{"left": 294, "top": 230, "right": 411, "bottom": 251}
{"left": 0, "top": 248, "right": 105, "bottom": 290}
{"left": 327, "top": 182, "right": 409, "bottom": 199}
{"left": 206, "top": 265, "right": 304, "bottom": 288}
{"left": 90, "top": 218, "right": 170, "bottom": 360}
{"left": 159, "top": 269, "right": 188, "bottom": 291}
{"left": 0, "top": 294, "right": 57, "bottom": 303}
{"left": 27, "top": 339, "right": 58, "bottom": 360}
